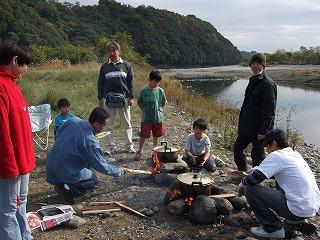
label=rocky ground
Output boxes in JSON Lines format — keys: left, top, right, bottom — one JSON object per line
{"left": 28, "top": 104, "right": 320, "bottom": 240}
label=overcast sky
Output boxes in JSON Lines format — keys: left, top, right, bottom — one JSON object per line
{"left": 60, "top": 0, "right": 320, "bottom": 53}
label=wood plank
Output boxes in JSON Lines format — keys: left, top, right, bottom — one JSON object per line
{"left": 89, "top": 201, "right": 125, "bottom": 206}
{"left": 82, "top": 205, "right": 119, "bottom": 211}
{"left": 127, "top": 169, "right": 153, "bottom": 175}
{"left": 209, "top": 193, "right": 236, "bottom": 199}
{"left": 114, "top": 202, "right": 146, "bottom": 217}
{"left": 82, "top": 208, "right": 121, "bottom": 215}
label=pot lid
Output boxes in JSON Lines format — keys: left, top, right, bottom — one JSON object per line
{"left": 153, "top": 146, "right": 179, "bottom": 152}
{"left": 177, "top": 172, "right": 214, "bottom": 186}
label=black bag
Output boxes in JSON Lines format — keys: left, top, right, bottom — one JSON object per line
{"left": 106, "top": 93, "right": 126, "bottom": 108}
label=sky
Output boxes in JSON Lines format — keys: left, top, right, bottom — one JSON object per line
{"left": 60, "top": 0, "right": 320, "bottom": 53}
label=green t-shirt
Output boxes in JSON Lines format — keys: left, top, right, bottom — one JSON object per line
{"left": 137, "top": 86, "right": 166, "bottom": 123}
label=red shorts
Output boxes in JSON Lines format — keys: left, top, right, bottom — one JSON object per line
{"left": 140, "top": 123, "right": 164, "bottom": 138}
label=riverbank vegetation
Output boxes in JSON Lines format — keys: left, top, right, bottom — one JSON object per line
{"left": 0, "top": 0, "right": 240, "bottom": 67}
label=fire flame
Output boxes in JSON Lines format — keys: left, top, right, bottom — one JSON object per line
{"left": 169, "top": 188, "right": 182, "bottom": 199}
{"left": 185, "top": 197, "right": 193, "bottom": 206}
{"left": 151, "top": 152, "right": 162, "bottom": 173}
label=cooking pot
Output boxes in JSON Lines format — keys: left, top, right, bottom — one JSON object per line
{"left": 153, "top": 141, "right": 179, "bottom": 163}
{"left": 177, "top": 171, "right": 214, "bottom": 197}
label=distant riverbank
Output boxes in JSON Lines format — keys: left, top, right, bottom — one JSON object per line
{"left": 162, "top": 65, "right": 320, "bottom": 88}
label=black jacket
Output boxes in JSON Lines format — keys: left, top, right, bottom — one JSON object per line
{"left": 238, "top": 72, "right": 277, "bottom": 137}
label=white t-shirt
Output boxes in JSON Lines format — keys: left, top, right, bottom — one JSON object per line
{"left": 184, "top": 133, "right": 211, "bottom": 155}
{"left": 257, "top": 147, "right": 320, "bottom": 217}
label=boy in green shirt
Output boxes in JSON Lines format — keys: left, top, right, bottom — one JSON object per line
{"left": 134, "top": 70, "right": 167, "bottom": 161}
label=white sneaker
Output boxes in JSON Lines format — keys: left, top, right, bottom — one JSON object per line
{"left": 213, "top": 156, "right": 226, "bottom": 167}
{"left": 104, "top": 148, "right": 114, "bottom": 156}
{"left": 250, "top": 226, "right": 285, "bottom": 239}
{"left": 126, "top": 146, "right": 136, "bottom": 154}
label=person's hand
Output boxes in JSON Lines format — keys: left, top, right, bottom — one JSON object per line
{"left": 238, "top": 182, "right": 245, "bottom": 197}
{"left": 122, "top": 168, "right": 132, "bottom": 175}
{"left": 98, "top": 99, "right": 104, "bottom": 108}
{"left": 128, "top": 99, "right": 134, "bottom": 106}
{"left": 257, "top": 134, "right": 265, "bottom": 141}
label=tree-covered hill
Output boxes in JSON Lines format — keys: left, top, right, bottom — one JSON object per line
{"left": 0, "top": 0, "right": 241, "bottom": 67}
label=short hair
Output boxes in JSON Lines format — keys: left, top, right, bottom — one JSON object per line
{"left": 57, "top": 98, "right": 70, "bottom": 108}
{"left": 149, "top": 70, "right": 162, "bottom": 82}
{"left": 106, "top": 41, "right": 121, "bottom": 51}
{"left": 0, "top": 40, "right": 31, "bottom": 66}
{"left": 263, "top": 128, "right": 289, "bottom": 149}
{"left": 249, "top": 53, "right": 266, "bottom": 69}
{"left": 89, "top": 107, "right": 109, "bottom": 125}
{"left": 193, "top": 118, "right": 208, "bottom": 131}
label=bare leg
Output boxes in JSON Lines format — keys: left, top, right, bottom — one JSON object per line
{"left": 153, "top": 136, "right": 160, "bottom": 148}
{"left": 138, "top": 137, "right": 146, "bottom": 153}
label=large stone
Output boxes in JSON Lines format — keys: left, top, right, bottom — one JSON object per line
{"left": 211, "top": 198, "right": 233, "bottom": 216}
{"left": 222, "top": 215, "right": 241, "bottom": 227}
{"left": 160, "top": 162, "right": 188, "bottom": 174}
{"left": 154, "top": 173, "right": 178, "bottom": 186}
{"left": 229, "top": 196, "right": 248, "bottom": 211}
{"left": 211, "top": 185, "right": 229, "bottom": 195}
{"left": 167, "top": 199, "right": 187, "bottom": 215}
{"left": 189, "top": 195, "right": 217, "bottom": 225}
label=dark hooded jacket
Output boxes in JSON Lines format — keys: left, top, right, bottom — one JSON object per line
{"left": 238, "top": 72, "right": 277, "bottom": 137}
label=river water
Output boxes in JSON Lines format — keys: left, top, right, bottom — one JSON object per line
{"left": 180, "top": 75, "right": 320, "bottom": 147}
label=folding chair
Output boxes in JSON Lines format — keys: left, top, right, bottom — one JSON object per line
{"left": 28, "top": 104, "right": 52, "bottom": 150}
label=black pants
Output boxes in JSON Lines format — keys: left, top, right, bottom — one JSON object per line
{"left": 234, "top": 135, "right": 265, "bottom": 171}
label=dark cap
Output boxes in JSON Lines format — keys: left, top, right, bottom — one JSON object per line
{"left": 250, "top": 53, "right": 266, "bottom": 69}
{"left": 263, "top": 128, "right": 289, "bottom": 148}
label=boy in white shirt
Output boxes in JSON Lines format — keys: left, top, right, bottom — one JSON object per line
{"left": 239, "top": 129, "right": 320, "bottom": 239}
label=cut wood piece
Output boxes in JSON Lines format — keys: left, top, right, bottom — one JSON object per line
{"left": 82, "top": 205, "right": 119, "bottom": 211}
{"left": 96, "top": 131, "right": 110, "bottom": 139}
{"left": 209, "top": 193, "right": 236, "bottom": 199}
{"left": 114, "top": 202, "right": 146, "bottom": 217}
{"left": 82, "top": 208, "right": 121, "bottom": 215}
{"left": 89, "top": 201, "right": 126, "bottom": 206}
{"left": 127, "top": 169, "right": 152, "bottom": 175}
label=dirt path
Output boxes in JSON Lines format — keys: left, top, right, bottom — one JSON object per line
{"left": 29, "top": 104, "right": 319, "bottom": 240}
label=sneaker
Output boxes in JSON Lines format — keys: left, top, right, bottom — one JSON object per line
{"left": 54, "top": 184, "right": 75, "bottom": 205}
{"left": 126, "top": 146, "right": 136, "bottom": 154}
{"left": 104, "top": 148, "right": 114, "bottom": 156}
{"left": 250, "top": 226, "right": 285, "bottom": 239}
{"left": 213, "top": 156, "right": 226, "bottom": 167}
{"left": 134, "top": 151, "right": 142, "bottom": 161}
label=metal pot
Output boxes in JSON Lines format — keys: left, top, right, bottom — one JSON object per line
{"left": 177, "top": 171, "right": 214, "bottom": 197}
{"left": 153, "top": 141, "right": 179, "bottom": 163}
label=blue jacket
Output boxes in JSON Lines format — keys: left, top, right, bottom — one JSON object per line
{"left": 46, "top": 117, "right": 123, "bottom": 184}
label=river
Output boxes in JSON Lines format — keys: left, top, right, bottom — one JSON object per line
{"left": 174, "top": 67, "right": 320, "bottom": 147}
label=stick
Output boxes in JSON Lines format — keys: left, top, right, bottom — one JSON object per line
{"left": 82, "top": 205, "right": 120, "bottom": 211}
{"left": 127, "top": 169, "right": 152, "bottom": 175}
{"left": 82, "top": 208, "right": 121, "bottom": 215}
{"left": 114, "top": 202, "right": 146, "bottom": 217}
{"left": 209, "top": 193, "right": 236, "bottom": 199}
{"left": 89, "top": 201, "right": 126, "bottom": 206}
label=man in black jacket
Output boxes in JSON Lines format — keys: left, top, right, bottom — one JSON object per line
{"left": 234, "top": 53, "right": 277, "bottom": 171}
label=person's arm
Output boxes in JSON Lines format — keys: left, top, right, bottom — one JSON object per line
{"left": 97, "top": 66, "right": 105, "bottom": 107}
{"left": 137, "top": 90, "right": 143, "bottom": 110}
{"left": 125, "top": 63, "right": 134, "bottom": 100}
{"left": 238, "top": 169, "right": 267, "bottom": 196}
{"left": 185, "top": 150, "right": 197, "bottom": 163}
{"left": 242, "top": 169, "right": 267, "bottom": 185}
{"left": 258, "top": 80, "right": 277, "bottom": 135}
{"left": 86, "top": 138, "right": 123, "bottom": 177}
{"left": 200, "top": 150, "right": 211, "bottom": 165}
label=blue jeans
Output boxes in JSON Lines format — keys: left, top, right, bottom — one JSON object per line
{"left": 182, "top": 155, "right": 216, "bottom": 171}
{"left": 245, "top": 184, "right": 305, "bottom": 233}
{"left": 0, "top": 174, "right": 32, "bottom": 240}
{"left": 67, "top": 171, "right": 98, "bottom": 196}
